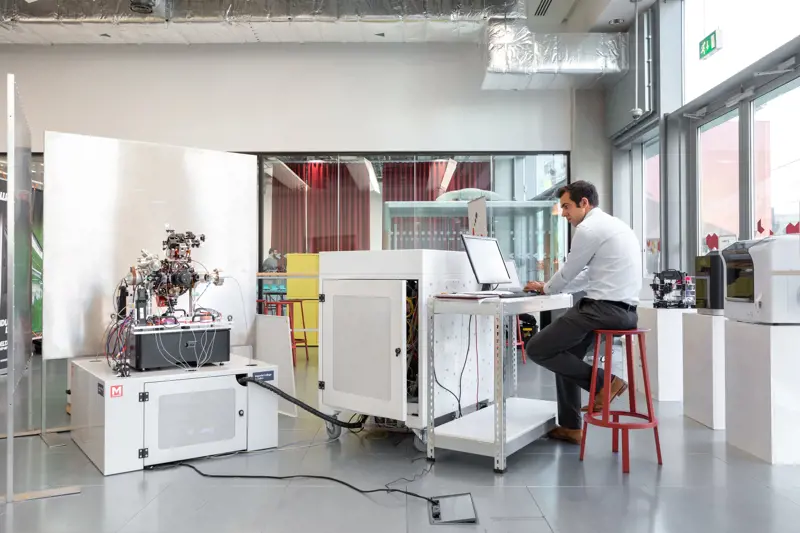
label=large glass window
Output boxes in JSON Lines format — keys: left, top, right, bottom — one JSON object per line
{"left": 752, "top": 77, "right": 800, "bottom": 236}
{"left": 263, "top": 154, "right": 569, "bottom": 286}
{"left": 643, "top": 139, "right": 661, "bottom": 275}
{"left": 698, "top": 111, "right": 740, "bottom": 253}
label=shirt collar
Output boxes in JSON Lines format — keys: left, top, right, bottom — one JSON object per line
{"left": 580, "top": 207, "right": 602, "bottom": 223}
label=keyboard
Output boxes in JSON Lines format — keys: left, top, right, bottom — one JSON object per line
{"left": 498, "top": 291, "right": 540, "bottom": 298}
{"left": 456, "top": 290, "right": 539, "bottom": 298}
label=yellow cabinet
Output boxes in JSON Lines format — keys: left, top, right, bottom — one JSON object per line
{"left": 285, "top": 253, "right": 319, "bottom": 346}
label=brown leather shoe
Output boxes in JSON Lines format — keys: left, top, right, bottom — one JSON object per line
{"left": 581, "top": 376, "right": 628, "bottom": 413}
{"left": 547, "top": 426, "right": 582, "bottom": 445}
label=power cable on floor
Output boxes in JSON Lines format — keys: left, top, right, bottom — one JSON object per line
{"left": 175, "top": 462, "right": 438, "bottom": 505}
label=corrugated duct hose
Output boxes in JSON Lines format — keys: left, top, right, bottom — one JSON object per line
{"left": 238, "top": 377, "right": 363, "bottom": 429}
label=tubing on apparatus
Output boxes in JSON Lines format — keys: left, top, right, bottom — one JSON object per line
{"left": 239, "top": 377, "right": 364, "bottom": 429}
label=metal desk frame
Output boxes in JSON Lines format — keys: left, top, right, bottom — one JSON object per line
{"left": 425, "top": 294, "right": 572, "bottom": 473}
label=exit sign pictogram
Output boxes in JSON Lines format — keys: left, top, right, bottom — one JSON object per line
{"left": 699, "top": 30, "right": 721, "bottom": 60}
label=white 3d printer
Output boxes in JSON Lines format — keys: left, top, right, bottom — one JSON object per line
{"left": 722, "top": 234, "right": 800, "bottom": 325}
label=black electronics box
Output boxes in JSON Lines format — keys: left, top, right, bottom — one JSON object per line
{"left": 128, "top": 327, "right": 231, "bottom": 371}
{"left": 695, "top": 251, "right": 725, "bottom": 312}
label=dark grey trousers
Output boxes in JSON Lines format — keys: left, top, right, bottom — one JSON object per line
{"left": 525, "top": 298, "right": 638, "bottom": 430}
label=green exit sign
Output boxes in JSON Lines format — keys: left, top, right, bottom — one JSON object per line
{"left": 699, "top": 30, "right": 721, "bottom": 60}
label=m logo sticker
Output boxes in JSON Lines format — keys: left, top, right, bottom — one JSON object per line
{"left": 110, "top": 385, "right": 123, "bottom": 398}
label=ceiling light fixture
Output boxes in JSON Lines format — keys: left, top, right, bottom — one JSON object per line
{"left": 609, "top": 18, "right": 625, "bottom": 25}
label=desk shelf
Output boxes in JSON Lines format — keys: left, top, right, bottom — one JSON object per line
{"left": 434, "top": 398, "right": 557, "bottom": 458}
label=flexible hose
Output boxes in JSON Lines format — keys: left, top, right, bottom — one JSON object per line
{"left": 239, "top": 377, "right": 363, "bottom": 429}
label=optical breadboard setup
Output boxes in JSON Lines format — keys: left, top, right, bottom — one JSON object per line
{"left": 102, "top": 227, "right": 231, "bottom": 376}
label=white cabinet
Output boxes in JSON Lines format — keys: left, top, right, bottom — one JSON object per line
{"left": 320, "top": 279, "right": 408, "bottom": 421}
{"left": 143, "top": 375, "right": 248, "bottom": 467}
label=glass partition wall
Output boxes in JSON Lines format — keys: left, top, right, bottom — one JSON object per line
{"left": 263, "top": 153, "right": 569, "bottom": 285}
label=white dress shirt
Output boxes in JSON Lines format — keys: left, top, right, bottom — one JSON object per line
{"left": 544, "top": 208, "right": 642, "bottom": 306}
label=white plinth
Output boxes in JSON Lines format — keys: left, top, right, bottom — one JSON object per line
{"left": 434, "top": 398, "right": 557, "bottom": 458}
{"left": 683, "top": 313, "right": 726, "bottom": 429}
{"left": 725, "top": 321, "right": 800, "bottom": 464}
{"left": 632, "top": 306, "right": 696, "bottom": 402}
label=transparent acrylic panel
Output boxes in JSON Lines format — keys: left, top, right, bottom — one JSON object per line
{"left": 492, "top": 155, "right": 567, "bottom": 285}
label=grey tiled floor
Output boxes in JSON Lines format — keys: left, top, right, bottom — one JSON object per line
{"left": 2, "top": 351, "right": 800, "bottom": 532}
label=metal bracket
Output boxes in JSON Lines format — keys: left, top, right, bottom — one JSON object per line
{"left": 319, "top": 294, "right": 326, "bottom": 303}
{"left": 139, "top": 392, "right": 149, "bottom": 402}
{"left": 318, "top": 381, "right": 326, "bottom": 390}
{"left": 138, "top": 448, "right": 149, "bottom": 459}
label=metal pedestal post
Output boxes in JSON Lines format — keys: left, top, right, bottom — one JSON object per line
{"left": 426, "top": 299, "right": 436, "bottom": 463}
{"left": 493, "top": 309, "right": 507, "bottom": 474}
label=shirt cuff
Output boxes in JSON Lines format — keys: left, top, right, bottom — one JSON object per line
{"left": 544, "top": 276, "right": 561, "bottom": 294}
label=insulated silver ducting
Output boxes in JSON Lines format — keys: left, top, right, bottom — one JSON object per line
{"left": 483, "top": 19, "right": 629, "bottom": 90}
{"left": 0, "top": 0, "right": 524, "bottom": 45}
{"left": 2, "top": 0, "right": 522, "bottom": 21}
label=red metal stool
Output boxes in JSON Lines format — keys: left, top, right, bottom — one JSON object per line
{"left": 579, "top": 328, "right": 662, "bottom": 473}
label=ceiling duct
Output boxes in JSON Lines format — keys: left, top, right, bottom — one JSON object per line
{"left": 482, "top": 18, "right": 629, "bottom": 90}
{"left": 0, "top": 0, "right": 525, "bottom": 44}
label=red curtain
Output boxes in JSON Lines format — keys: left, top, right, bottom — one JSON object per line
{"left": 270, "top": 159, "right": 491, "bottom": 253}
{"left": 270, "top": 180, "right": 305, "bottom": 255}
{"left": 339, "top": 166, "right": 371, "bottom": 251}
{"left": 270, "top": 162, "right": 370, "bottom": 253}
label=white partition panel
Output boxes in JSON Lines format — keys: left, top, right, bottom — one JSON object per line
{"left": 6, "top": 73, "right": 34, "bottom": 502}
{"left": 42, "top": 132, "right": 257, "bottom": 360}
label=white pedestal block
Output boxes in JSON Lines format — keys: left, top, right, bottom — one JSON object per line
{"left": 683, "top": 313, "right": 726, "bottom": 429}
{"left": 726, "top": 321, "right": 800, "bottom": 464}
{"left": 630, "top": 306, "right": 696, "bottom": 402}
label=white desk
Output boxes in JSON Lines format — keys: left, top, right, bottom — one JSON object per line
{"left": 426, "top": 293, "right": 572, "bottom": 473}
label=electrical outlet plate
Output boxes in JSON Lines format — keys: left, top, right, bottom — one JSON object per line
{"left": 428, "top": 493, "right": 478, "bottom": 525}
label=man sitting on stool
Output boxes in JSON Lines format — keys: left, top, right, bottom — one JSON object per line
{"left": 525, "top": 181, "right": 642, "bottom": 445}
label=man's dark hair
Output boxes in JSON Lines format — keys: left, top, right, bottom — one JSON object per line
{"left": 557, "top": 180, "right": 599, "bottom": 207}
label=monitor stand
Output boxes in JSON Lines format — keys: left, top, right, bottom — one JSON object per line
{"left": 480, "top": 284, "right": 492, "bottom": 291}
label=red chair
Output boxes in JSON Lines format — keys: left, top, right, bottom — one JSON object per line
{"left": 257, "top": 299, "right": 310, "bottom": 366}
{"left": 517, "top": 317, "right": 526, "bottom": 364}
{"left": 579, "top": 328, "right": 662, "bottom": 473}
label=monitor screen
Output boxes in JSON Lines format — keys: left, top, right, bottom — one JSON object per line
{"left": 461, "top": 234, "right": 511, "bottom": 285}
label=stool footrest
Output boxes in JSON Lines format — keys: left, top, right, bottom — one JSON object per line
{"left": 584, "top": 410, "right": 658, "bottom": 430}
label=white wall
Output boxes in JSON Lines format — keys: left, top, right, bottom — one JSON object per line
{"left": 0, "top": 43, "right": 572, "bottom": 153}
{"left": 571, "top": 90, "right": 612, "bottom": 209}
{"left": 684, "top": 0, "right": 800, "bottom": 103}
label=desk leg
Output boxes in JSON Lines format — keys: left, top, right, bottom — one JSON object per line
{"left": 512, "top": 314, "right": 519, "bottom": 396}
{"left": 494, "top": 310, "right": 507, "bottom": 473}
{"left": 426, "top": 304, "right": 436, "bottom": 463}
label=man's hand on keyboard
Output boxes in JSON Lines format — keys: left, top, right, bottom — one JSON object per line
{"left": 524, "top": 281, "right": 545, "bottom": 294}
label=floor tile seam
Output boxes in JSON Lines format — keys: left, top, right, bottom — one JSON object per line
{"left": 110, "top": 475, "right": 180, "bottom": 533}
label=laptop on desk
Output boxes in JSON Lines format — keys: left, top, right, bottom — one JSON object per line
{"left": 442, "top": 236, "right": 538, "bottom": 299}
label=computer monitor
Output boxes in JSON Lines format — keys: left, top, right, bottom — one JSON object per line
{"left": 461, "top": 234, "right": 511, "bottom": 290}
